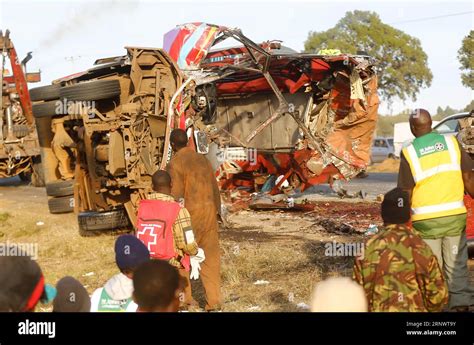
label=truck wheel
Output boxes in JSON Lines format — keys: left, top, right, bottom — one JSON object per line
{"left": 45, "top": 180, "right": 74, "bottom": 197}
{"left": 48, "top": 195, "right": 75, "bottom": 214}
{"left": 29, "top": 84, "right": 61, "bottom": 102}
{"left": 78, "top": 209, "right": 130, "bottom": 236}
{"left": 32, "top": 100, "right": 65, "bottom": 118}
{"left": 60, "top": 79, "right": 121, "bottom": 102}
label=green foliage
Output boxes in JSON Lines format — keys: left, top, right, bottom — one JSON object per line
{"left": 377, "top": 113, "right": 410, "bottom": 137}
{"left": 457, "top": 30, "right": 474, "bottom": 89}
{"left": 304, "top": 10, "right": 433, "bottom": 103}
{"left": 462, "top": 99, "right": 474, "bottom": 112}
{"left": 376, "top": 100, "right": 472, "bottom": 137}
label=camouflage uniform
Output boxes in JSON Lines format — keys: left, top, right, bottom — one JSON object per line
{"left": 353, "top": 224, "right": 448, "bottom": 312}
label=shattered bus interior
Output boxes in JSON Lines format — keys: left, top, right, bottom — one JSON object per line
{"left": 30, "top": 23, "right": 379, "bottom": 235}
{"left": 164, "top": 23, "right": 380, "bottom": 196}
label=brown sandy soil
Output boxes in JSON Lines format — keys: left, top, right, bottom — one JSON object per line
{"left": 367, "top": 158, "right": 400, "bottom": 173}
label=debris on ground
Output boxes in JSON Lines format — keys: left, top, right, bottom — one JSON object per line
{"left": 314, "top": 218, "right": 360, "bottom": 235}
{"left": 364, "top": 224, "right": 379, "bottom": 236}
{"left": 254, "top": 280, "right": 270, "bottom": 285}
{"left": 307, "top": 201, "right": 382, "bottom": 233}
{"left": 249, "top": 200, "right": 315, "bottom": 212}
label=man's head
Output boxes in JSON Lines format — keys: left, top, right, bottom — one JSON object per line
{"left": 409, "top": 109, "right": 432, "bottom": 138}
{"left": 53, "top": 276, "right": 91, "bottom": 312}
{"left": 381, "top": 187, "right": 410, "bottom": 225}
{"left": 311, "top": 277, "right": 368, "bottom": 312}
{"left": 152, "top": 170, "right": 172, "bottom": 194}
{"left": 115, "top": 235, "right": 150, "bottom": 279}
{"left": 170, "top": 129, "right": 188, "bottom": 152}
{"left": 0, "top": 247, "right": 52, "bottom": 312}
{"left": 133, "top": 260, "right": 181, "bottom": 312}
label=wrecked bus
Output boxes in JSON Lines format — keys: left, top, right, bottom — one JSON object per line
{"left": 164, "top": 23, "right": 379, "bottom": 195}
{"left": 30, "top": 23, "right": 379, "bottom": 235}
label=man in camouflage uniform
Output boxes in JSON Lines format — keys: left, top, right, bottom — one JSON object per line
{"left": 353, "top": 188, "right": 448, "bottom": 312}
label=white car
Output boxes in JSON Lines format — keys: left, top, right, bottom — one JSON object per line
{"left": 371, "top": 137, "right": 395, "bottom": 163}
{"left": 433, "top": 112, "right": 470, "bottom": 135}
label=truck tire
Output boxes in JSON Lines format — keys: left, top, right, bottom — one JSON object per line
{"left": 60, "top": 80, "right": 121, "bottom": 102}
{"left": 29, "top": 84, "right": 61, "bottom": 102}
{"left": 32, "top": 100, "right": 65, "bottom": 118}
{"left": 45, "top": 180, "right": 74, "bottom": 197}
{"left": 48, "top": 195, "right": 75, "bottom": 214}
{"left": 78, "top": 209, "right": 130, "bottom": 236}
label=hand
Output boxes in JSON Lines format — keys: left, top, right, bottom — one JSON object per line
{"left": 190, "top": 258, "right": 201, "bottom": 280}
{"left": 189, "top": 248, "right": 205, "bottom": 280}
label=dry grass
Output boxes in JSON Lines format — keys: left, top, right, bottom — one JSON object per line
{"left": 0, "top": 205, "right": 357, "bottom": 312}
{"left": 0, "top": 211, "right": 121, "bottom": 311}
{"left": 216, "top": 217, "right": 357, "bottom": 311}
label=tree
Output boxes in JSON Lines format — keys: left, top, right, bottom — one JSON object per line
{"left": 458, "top": 30, "right": 474, "bottom": 89}
{"left": 436, "top": 106, "right": 444, "bottom": 117}
{"left": 463, "top": 99, "right": 474, "bottom": 112}
{"left": 304, "top": 11, "right": 433, "bottom": 103}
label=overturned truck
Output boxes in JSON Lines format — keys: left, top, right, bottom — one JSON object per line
{"left": 31, "top": 23, "right": 379, "bottom": 235}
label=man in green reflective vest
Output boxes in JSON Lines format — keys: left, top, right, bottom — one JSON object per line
{"left": 398, "top": 109, "right": 474, "bottom": 311}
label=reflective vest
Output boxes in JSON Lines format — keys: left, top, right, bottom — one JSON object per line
{"left": 91, "top": 288, "right": 137, "bottom": 312}
{"left": 136, "top": 199, "right": 191, "bottom": 271}
{"left": 402, "top": 132, "right": 466, "bottom": 222}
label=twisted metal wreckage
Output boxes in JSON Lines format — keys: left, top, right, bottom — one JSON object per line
{"left": 31, "top": 23, "right": 379, "bottom": 232}
{"left": 163, "top": 23, "right": 380, "bottom": 196}
{"left": 0, "top": 30, "right": 43, "bottom": 184}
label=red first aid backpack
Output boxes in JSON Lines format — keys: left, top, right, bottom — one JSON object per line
{"left": 136, "top": 199, "right": 190, "bottom": 271}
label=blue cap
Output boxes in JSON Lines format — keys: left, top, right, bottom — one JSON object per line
{"left": 115, "top": 235, "right": 150, "bottom": 271}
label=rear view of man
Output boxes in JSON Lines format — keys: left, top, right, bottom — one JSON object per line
{"left": 398, "top": 109, "right": 474, "bottom": 311}
{"left": 133, "top": 260, "right": 182, "bottom": 312}
{"left": 136, "top": 170, "right": 200, "bottom": 309}
{"left": 167, "top": 129, "right": 222, "bottom": 311}
{"left": 353, "top": 188, "right": 448, "bottom": 312}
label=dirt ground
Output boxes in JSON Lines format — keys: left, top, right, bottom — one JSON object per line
{"left": 367, "top": 158, "right": 400, "bottom": 173}
{"left": 0, "top": 178, "right": 472, "bottom": 312}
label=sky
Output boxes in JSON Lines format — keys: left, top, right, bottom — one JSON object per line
{"left": 0, "top": 0, "right": 473, "bottom": 115}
